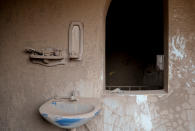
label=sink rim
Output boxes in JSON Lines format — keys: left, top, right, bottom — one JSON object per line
{"left": 39, "top": 97, "right": 101, "bottom": 119}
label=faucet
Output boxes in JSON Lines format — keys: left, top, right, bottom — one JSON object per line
{"left": 70, "top": 88, "right": 79, "bottom": 101}
{"left": 54, "top": 88, "right": 80, "bottom": 101}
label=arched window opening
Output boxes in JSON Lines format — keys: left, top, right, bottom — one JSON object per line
{"left": 106, "top": 0, "right": 168, "bottom": 91}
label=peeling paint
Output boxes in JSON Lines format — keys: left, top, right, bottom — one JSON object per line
{"left": 136, "top": 95, "right": 147, "bottom": 105}
{"left": 135, "top": 95, "right": 152, "bottom": 131}
{"left": 170, "top": 31, "right": 187, "bottom": 60}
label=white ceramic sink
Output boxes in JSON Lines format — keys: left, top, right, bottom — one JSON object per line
{"left": 39, "top": 97, "right": 101, "bottom": 129}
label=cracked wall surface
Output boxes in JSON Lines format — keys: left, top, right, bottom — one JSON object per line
{"left": 0, "top": 0, "right": 195, "bottom": 130}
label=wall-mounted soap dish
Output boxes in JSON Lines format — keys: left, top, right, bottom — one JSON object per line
{"left": 25, "top": 48, "right": 66, "bottom": 67}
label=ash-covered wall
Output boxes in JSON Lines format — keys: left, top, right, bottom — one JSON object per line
{"left": 0, "top": 0, "right": 195, "bottom": 131}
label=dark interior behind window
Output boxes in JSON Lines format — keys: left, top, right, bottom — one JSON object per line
{"left": 106, "top": 0, "right": 165, "bottom": 90}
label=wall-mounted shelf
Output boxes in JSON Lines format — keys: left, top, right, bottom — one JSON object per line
{"left": 25, "top": 48, "right": 66, "bottom": 67}
{"left": 30, "top": 54, "right": 64, "bottom": 60}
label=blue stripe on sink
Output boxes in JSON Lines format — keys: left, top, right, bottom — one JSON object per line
{"left": 95, "top": 110, "right": 101, "bottom": 116}
{"left": 41, "top": 113, "right": 48, "bottom": 118}
{"left": 51, "top": 101, "right": 56, "bottom": 105}
{"left": 55, "top": 118, "right": 82, "bottom": 126}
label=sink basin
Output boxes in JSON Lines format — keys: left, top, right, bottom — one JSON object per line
{"left": 39, "top": 97, "right": 101, "bottom": 129}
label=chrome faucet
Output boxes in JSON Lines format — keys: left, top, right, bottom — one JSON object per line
{"left": 70, "top": 88, "right": 79, "bottom": 101}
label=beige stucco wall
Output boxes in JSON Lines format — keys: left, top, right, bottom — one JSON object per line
{"left": 0, "top": 0, "right": 107, "bottom": 130}
{"left": 0, "top": 0, "right": 195, "bottom": 131}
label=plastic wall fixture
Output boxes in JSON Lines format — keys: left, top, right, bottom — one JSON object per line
{"left": 68, "top": 22, "right": 84, "bottom": 60}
